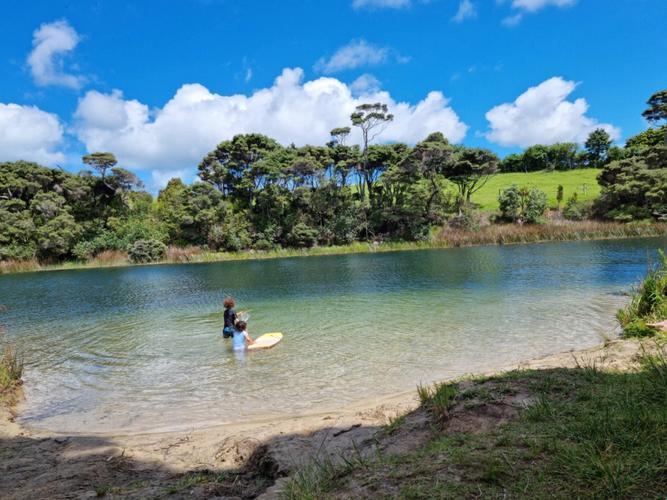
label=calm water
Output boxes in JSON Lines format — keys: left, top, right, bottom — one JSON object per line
{"left": 0, "top": 238, "right": 663, "bottom": 434}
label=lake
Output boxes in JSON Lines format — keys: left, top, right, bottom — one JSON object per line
{"left": 0, "top": 237, "right": 663, "bottom": 434}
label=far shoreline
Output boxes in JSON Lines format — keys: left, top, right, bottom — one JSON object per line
{"left": 2, "top": 220, "right": 666, "bottom": 276}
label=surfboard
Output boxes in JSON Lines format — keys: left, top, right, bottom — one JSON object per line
{"left": 247, "top": 332, "right": 283, "bottom": 351}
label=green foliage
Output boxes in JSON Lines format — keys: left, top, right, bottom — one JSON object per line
{"left": 498, "top": 185, "right": 548, "bottom": 223}
{"left": 286, "top": 222, "right": 319, "bottom": 248}
{"left": 585, "top": 128, "right": 613, "bottom": 167}
{"left": 499, "top": 143, "right": 581, "bottom": 172}
{"left": 596, "top": 92, "right": 667, "bottom": 220}
{"left": 642, "top": 89, "right": 667, "bottom": 124}
{"left": 617, "top": 250, "right": 667, "bottom": 337}
{"left": 562, "top": 192, "right": 591, "bottom": 221}
{"left": 127, "top": 239, "right": 167, "bottom": 263}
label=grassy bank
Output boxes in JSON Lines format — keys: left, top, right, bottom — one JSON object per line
{"left": 1, "top": 220, "right": 666, "bottom": 275}
{"left": 284, "top": 343, "right": 667, "bottom": 499}
{"left": 473, "top": 168, "right": 601, "bottom": 210}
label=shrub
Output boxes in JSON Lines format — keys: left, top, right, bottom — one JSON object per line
{"left": 286, "top": 223, "right": 318, "bottom": 248}
{"left": 498, "top": 185, "right": 548, "bottom": 224}
{"left": 448, "top": 210, "right": 480, "bottom": 231}
{"left": 207, "top": 216, "right": 252, "bottom": 252}
{"left": 127, "top": 239, "right": 167, "bottom": 263}
{"left": 563, "top": 193, "right": 592, "bottom": 221}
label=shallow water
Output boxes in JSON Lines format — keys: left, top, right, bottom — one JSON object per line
{"left": 0, "top": 238, "right": 663, "bottom": 434}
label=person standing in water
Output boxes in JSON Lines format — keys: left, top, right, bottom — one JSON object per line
{"left": 232, "top": 320, "right": 255, "bottom": 350}
{"left": 223, "top": 297, "right": 237, "bottom": 338}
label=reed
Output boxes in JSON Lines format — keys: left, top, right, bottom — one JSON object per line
{"left": 165, "top": 245, "right": 202, "bottom": 263}
{"left": 437, "top": 220, "right": 667, "bottom": 247}
{"left": 0, "top": 259, "right": 40, "bottom": 274}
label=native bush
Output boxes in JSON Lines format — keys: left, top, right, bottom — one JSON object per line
{"left": 286, "top": 222, "right": 319, "bottom": 248}
{"left": 127, "top": 239, "right": 167, "bottom": 263}
{"left": 498, "top": 185, "right": 548, "bottom": 224}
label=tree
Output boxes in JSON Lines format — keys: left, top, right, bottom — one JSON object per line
{"left": 443, "top": 148, "right": 499, "bottom": 212}
{"left": 82, "top": 152, "right": 117, "bottom": 182}
{"left": 329, "top": 127, "right": 351, "bottom": 146}
{"left": 642, "top": 89, "right": 667, "bottom": 125}
{"left": 351, "top": 103, "right": 394, "bottom": 200}
{"left": 400, "top": 132, "right": 453, "bottom": 219}
{"left": 585, "top": 129, "right": 613, "bottom": 167}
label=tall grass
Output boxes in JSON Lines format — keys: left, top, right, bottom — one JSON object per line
{"left": 437, "top": 220, "right": 667, "bottom": 247}
{"left": 617, "top": 250, "right": 667, "bottom": 337}
{"left": 0, "top": 307, "right": 24, "bottom": 394}
{"left": 0, "top": 259, "right": 41, "bottom": 274}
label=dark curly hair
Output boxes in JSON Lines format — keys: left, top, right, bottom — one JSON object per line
{"left": 223, "top": 297, "right": 235, "bottom": 309}
{"left": 236, "top": 320, "right": 247, "bottom": 331}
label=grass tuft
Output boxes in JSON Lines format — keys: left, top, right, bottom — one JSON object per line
{"left": 618, "top": 250, "right": 667, "bottom": 338}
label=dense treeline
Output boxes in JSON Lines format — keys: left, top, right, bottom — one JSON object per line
{"left": 0, "top": 92, "right": 665, "bottom": 264}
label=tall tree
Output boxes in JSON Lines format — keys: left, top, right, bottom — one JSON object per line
{"left": 82, "top": 152, "right": 118, "bottom": 182}
{"left": 585, "top": 129, "right": 613, "bottom": 167}
{"left": 400, "top": 132, "right": 453, "bottom": 219}
{"left": 351, "top": 103, "right": 394, "bottom": 199}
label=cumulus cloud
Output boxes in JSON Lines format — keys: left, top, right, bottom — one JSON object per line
{"left": 352, "top": 0, "right": 411, "bottom": 9}
{"left": 452, "top": 0, "right": 477, "bottom": 22}
{"left": 27, "top": 19, "right": 84, "bottom": 89}
{"left": 484, "top": 77, "right": 620, "bottom": 148}
{"left": 0, "top": 103, "right": 65, "bottom": 165}
{"left": 73, "top": 68, "right": 468, "bottom": 180}
{"left": 315, "top": 40, "right": 392, "bottom": 74}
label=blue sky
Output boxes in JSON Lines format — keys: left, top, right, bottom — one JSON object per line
{"left": 1, "top": 0, "right": 665, "bottom": 190}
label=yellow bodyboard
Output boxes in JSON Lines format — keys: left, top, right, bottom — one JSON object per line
{"left": 247, "top": 332, "right": 283, "bottom": 351}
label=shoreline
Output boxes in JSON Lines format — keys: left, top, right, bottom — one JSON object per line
{"left": 2, "top": 220, "right": 666, "bottom": 276}
{"left": 0, "top": 338, "right": 655, "bottom": 498}
{"left": 12, "top": 333, "right": 624, "bottom": 439}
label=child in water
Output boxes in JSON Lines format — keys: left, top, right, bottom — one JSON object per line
{"left": 223, "top": 297, "right": 237, "bottom": 338}
{"left": 232, "top": 320, "right": 255, "bottom": 350}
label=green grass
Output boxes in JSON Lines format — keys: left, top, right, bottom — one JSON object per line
{"left": 473, "top": 168, "right": 601, "bottom": 210}
{"left": 618, "top": 250, "right": 667, "bottom": 338}
{"left": 284, "top": 345, "right": 667, "bottom": 499}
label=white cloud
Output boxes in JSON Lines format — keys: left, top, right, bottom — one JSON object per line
{"left": 452, "top": 0, "right": 477, "bottom": 22}
{"left": 484, "top": 77, "right": 620, "bottom": 148}
{"left": 0, "top": 103, "right": 65, "bottom": 165}
{"left": 352, "top": 0, "right": 411, "bottom": 9}
{"left": 27, "top": 20, "right": 84, "bottom": 89}
{"left": 315, "top": 40, "right": 391, "bottom": 74}
{"left": 73, "top": 68, "right": 468, "bottom": 176}
{"left": 350, "top": 73, "right": 382, "bottom": 95}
